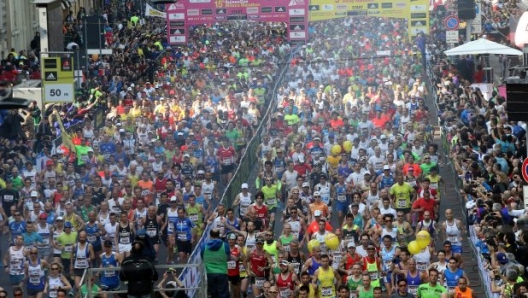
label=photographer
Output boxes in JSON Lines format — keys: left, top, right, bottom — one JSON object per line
{"left": 156, "top": 269, "right": 188, "bottom": 298}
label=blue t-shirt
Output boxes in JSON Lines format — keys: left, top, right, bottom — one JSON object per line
{"left": 173, "top": 217, "right": 194, "bottom": 242}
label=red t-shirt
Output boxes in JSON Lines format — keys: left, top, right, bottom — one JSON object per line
{"left": 412, "top": 198, "right": 437, "bottom": 221}
{"left": 216, "top": 146, "right": 236, "bottom": 166}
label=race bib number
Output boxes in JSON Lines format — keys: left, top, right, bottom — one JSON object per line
{"left": 369, "top": 272, "right": 379, "bottom": 280}
{"left": 76, "top": 258, "right": 88, "bottom": 268}
{"left": 120, "top": 237, "right": 131, "bottom": 244}
{"left": 4, "top": 195, "right": 13, "bottom": 202}
{"left": 222, "top": 158, "right": 232, "bottom": 165}
{"left": 279, "top": 288, "right": 291, "bottom": 298}
{"left": 29, "top": 276, "right": 40, "bottom": 284}
{"left": 416, "top": 262, "right": 428, "bottom": 271}
{"left": 64, "top": 245, "right": 73, "bottom": 252}
{"left": 87, "top": 235, "right": 97, "bottom": 243}
{"left": 397, "top": 199, "right": 408, "bottom": 208}
{"left": 350, "top": 290, "right": 358, "bottom": 298}
{"left": 227, "top": 261, "right": 237, "bottom": 269}
{"left": 408, "top": 285, "right": 418, "bottom": 295}
{"left": 283, "top": 245, "right": 290, "bottom": 252}
{"left": 266, "top": 198, "right": 276, "bottom": 206}
{"left": 104, "top": 270, "right": 115, "bottom": 277}
{"left": 49, "top": 290, "right": 58, "bottom": 298}
{"left": 177, "top": 233, "right": 188, "bottom": 241}
{"left": 291, "top": 262, "right": 300, "bottom": 274}
{"left": 255, "top": 277, "right": 266, "bottom": 289}
{"left": 147, "top": 228, "right": 157, "bottom": 237}
{"left": 337, "top": 194, "right": 347, "bottom": 202}
{"left": 321, "top": 287, "right": 333, "bottom": 297}
{"left": 447, "top": 235, "right": 459, "bottom": 243}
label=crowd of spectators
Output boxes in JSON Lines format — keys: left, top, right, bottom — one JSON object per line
{"left": 428, "top": 1, "right": 528, "bottom": 297}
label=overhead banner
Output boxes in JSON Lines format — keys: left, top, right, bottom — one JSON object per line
{"left": 41, "top": 56, "right": 75, "bottom": 103}
{"left": 145, "top": 3, "right": 166, "bottom": 18}
{"left": 308, "top": 0, "right": 429, "bottom": 38}
{"left": 166, "top": 0, "right": 309, "bottom": 45}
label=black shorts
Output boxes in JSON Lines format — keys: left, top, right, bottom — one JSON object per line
{"left": 176, "top": 240, "right": 192, "bottom": 254}
{"left": 228, "top": 275, "right": 241, "bottom": 285}
{"left": 221, "top": 164, "right": 235, "bottom": 174}
{"left": 149, "top": 236, "right": 161, "bottom": 244}
{"left": 396, "top": 208, "right": 412, "bottom": 214}
{"left": 74, "top": 269, "right": 85, "bottom": 277}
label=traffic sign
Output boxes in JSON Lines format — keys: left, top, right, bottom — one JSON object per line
{"left": 444, "top": 15, "right": 460, "bottom": 30}
{"left": 41, "top": 56, "right": 75, "bottom": 104}
{"left": 522, "top": 158, "right": 528, "bottom": 182}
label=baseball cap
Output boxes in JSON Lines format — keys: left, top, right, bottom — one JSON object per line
{"left": 183, "top": 154, "right": 190, "bottom": 158}
{"left": 313, "top": 191, "right": 321, "bottom": 196}
{"left": 39, "top": 213, "right": 47, "bottom": 220}
{"left": 170, "top": 196, "right": 178, "bottom": 202}
{"left": 64, "top": 221, "right": 73, "bottom": 228}
{"left": 314, "top": 210, "right": 322, "bottom": 216}
{"left": 228, "top": 233, "right": 237, "bottom": 240}
{"left": 56, "top": 216, "right": 64, "bottom": 221}
{"left": 280, "top": 260, "right": 289, "bottom": 266}
{"left": 46, "top": 160, "right": 54, "bottom": 166}
{"left": 383, "top": 165, "right": 390, "bottom": 170}
{"left": 497, "top": 252, "right": 509, "bottom": 264}
{"left": 302, "top": 182, "right": 310, "bottom": 187}
{"left": 197, "top": 170, "right": 205, "bottom": 175}
{"left": 347, "top": 242, "right": 356, "bottom": 248}
{"left": 31, "top": 191, "right": 38, "bottom": 197}
{"left": 241, "top": 183, "right": 249, "bottom": 189}
{"left": 313, "top": 136, "right": 321, "bottom": 141}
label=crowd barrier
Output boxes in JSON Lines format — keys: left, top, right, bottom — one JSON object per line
{"left": 177, "top": 46, "right": 299, "bottom": 297}
{"left": 427, "top": 61, "right": 495, "bottom": 298}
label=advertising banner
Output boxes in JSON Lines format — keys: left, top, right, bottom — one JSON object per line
{"left": 145, "top": 3, "right": 167, "bottom": 18}
{"left": 166, "top": 0, "right": 309, "bottom": 45}
{"left": 41, "top": 56, "right": 75, "bottom": 103}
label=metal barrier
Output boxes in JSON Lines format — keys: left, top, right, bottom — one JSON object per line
{"left": 82, "top": 264, "right": 206, "bottom": 298}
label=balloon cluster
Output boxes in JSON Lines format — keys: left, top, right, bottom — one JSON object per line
{"left": 408, "top": 231, "right": 432, "bottom": 255}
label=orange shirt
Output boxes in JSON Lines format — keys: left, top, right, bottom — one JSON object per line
{"left": 453, "top": 287, "right": 473, "bottom": 298}
{"left": 329, "top": 118, "right": 344, "bottom": 129}
{"left": 309, "top": 202, "right": 330, "bottom": 219}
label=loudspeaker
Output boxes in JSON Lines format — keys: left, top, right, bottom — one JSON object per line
{"left": 458, "top": 0, "right": 476, "bottom": 20}
{"left": 83, "top": 16, "right": 105, "bottom": 49}
{"left": 506, "top": 83, "right": 528, "bottom": 121}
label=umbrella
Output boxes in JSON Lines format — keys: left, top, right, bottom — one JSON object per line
{"left": 444, "top": 38, "right": 523, "bottom": 56}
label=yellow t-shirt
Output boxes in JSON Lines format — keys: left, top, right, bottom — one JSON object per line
{"left": 390, "top": 183, "right": 414, "bottom": 209}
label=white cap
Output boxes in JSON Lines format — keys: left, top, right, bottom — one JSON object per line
{"left": 347, "top": 242, "right": 355, "bottom": 248}
{"left": 197, "top": 170, "right": 205, "bottom": 174}
{"left": 313, "top": 191, "right": 321, "bottom": 196}
{"left": 241, "top": 183, "right": 249, "bottom": 189}
{"left": 170, "top": 196, "right": 177, "bottom": 202}
{"left": 183, "top": 154, "right": 190, "bottom": 158}
{"left": 119, "top": 129, "right": 125, "bottom": 133}
{"left": 30, "top": 191, "right": 38, "bottom": 197}
{"left": 383, "top": 165, "right": 390, "bottom": 170}
{"left": 314, "top": 210, "right": 322, "bottom": 216}
{"left": 302, "top": 182, "right": 310, "bottom": 187}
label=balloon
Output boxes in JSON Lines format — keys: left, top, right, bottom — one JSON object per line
{"left": 343, "top": 141, "right": 353, "bottom": 153}
{"left": 324, "top": 233, "right": 340, "bottom": 250}
{"left": 408, "top": 240, "right": 421, "bottom": 255}
{"left": 515, "top": 12, "right": 528, "bottom": 49}
{"left": 416, "top": 230, "right": 432, "bottom": 249}
{"left": 91, "top": 54, "right": 99, "bottom": 61}
{"left": 308, "top": 239, "right": 319, "bottom": 254}
{"left": 331, "top": 144, "right": 342, "bottom": 155}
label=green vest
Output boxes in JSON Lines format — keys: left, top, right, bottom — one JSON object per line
{"left": 203, "top": 242, "right": 228, "bottom": 274}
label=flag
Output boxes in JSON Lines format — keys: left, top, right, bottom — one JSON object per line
{"left": 53, "top": 110, "right": 76, "bottom": 153}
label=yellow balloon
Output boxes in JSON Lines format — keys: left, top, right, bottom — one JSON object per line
{"left": 408, "top": 240, "right": 421, "bottom": 255}
{"left": 343, "top": 141, "right": 353, "bottom": 153}
{"left": 416, "top": 230, "right": 432, "bottom": 249}
{"left": 331, "top": 144, "right": 342, "bottom": 155}
{"left": 324, "top": 233, "right": 340, "bottom": 250}
{"left": 308, "top": 239, "right": 319, "bottom": 254}
{"left": 92, "top": 54, "right": 99, "bottom": 61}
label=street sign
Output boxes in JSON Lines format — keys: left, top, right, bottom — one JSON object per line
{"left": 522, "top": 158, "right": 528, "bottom": 182}
{"left": 446, "top": 30, "right": 459, "bottom": 43}
{"left": 444, "top": 15, "right": 460, "bottom": 30}
{"left": 41, "top": 56, "right": 75, "bottom": 103}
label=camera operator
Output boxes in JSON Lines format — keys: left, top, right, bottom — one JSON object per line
{"left": 156, "top": 269, "right": 188, "bottom": 298}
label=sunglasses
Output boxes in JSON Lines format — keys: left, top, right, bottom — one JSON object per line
{"left": 30, "top": 252, "right": 38, "bottom": 255}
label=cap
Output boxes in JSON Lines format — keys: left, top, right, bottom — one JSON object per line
{"left": 347, "top": 242, "right": 356, "bottom": 248}
{"left": 183, "top": 154, "right": 190, "bottom": 158}
{"left": 380, "top": 135, "right": 387, "bottom": 139}
{"left": 497, "top": 252, "right": 509, "bottom": 264}
{"left": 104, "top": 240, "right": 113, "bottom": 247}
{"left": 241, "top": 183, "right": 249, "bottom": 189}
{"left": 170, "top": 196, "right": 178, "bottom": 202}
{"left": 302, "top": 182, "right": 310, "bottom": 187}
{"left": 87, "top": 148, "right": 94, "bottom": 152}
{"left": 228, "top": 233, "right": 237, "bottom": 240}
{"left": 313, "top": 136, "right": 321, "bottom": 141}
{"left": 64, "top": 221, "right": 73, "bottom": 228}
{"left": 39, "top": 213, "right": 47, "bottom": 219}
{"left": 56, "top": 216, "right": 64, "bottom": 221}
{"left": 119, "top": 129, "right": 125, "bottom": 133}
{"left": 46, "top": 160, "right": 54, "bottom": 166}
{"left": 383, "top": 165, "right": 390, "bottom": 170}
{"left": 313, "top": 191, "right": 321, "bottom": 196}
{"left": 314, "top": 210, "right": 322, "bottom": 216}
{"left": 197, "top": 170, "right": 205, "bottom": 175}
{"left": 30, "top": 191, "right": 38, "bottom": 197}
{"left": 280, "top": 260, "right": 290, "bottom": 266}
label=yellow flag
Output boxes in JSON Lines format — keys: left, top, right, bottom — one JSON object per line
{"left": 53, "top": 110, "right": 76, "bottom": 153}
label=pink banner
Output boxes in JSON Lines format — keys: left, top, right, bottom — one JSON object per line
{"left": 499, "top": 85, "right": 507, "bottom": 99}
{"left": 166, "top": 0, "right": 308, "bottom": 45}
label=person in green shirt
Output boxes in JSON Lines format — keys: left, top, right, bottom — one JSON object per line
{"left": 10, "top": 169, "right": 23, "bottom": 191}
{"left": 417, "top": 268, "right": 447, "bottom": 298}
{"left": 284, "top": 109, "right": 300, "bottom": 126}
{"left": 75, "top": 138, "right": 93, "bottom": 165}
{"left": 80, "top": 278, "right": 101, "bottom": 297}
{"left": 200, "top": 229, "right": 230, "bottom": 298}
{"left": 420, "top": 154, "right": 438, "bottom": 176}
{"left": 357, "top": 274, "right": 374, "bottom": 298}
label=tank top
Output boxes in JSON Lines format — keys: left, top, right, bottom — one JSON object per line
{"left": 85, "top": 222, "right": 101, "bottom": 248}
{"left": 307, "top": 257, "right": 321, "bottom": 276}
{"left": 444, "top": 268, "right": 464, "bottom": 289}
{"left": 27, "top": 258, "right": 45, "bottom": 289}
{"left": 286, "top": 218, "right": 302, "bottom": 239}
{"left": 445, "top": 220, "right": 462, "bottom": 246}
{"left": 331, "top": 248, "right": 343, "bottom": 270}
{"left": 253, "top": 204, "right": 268, "bottom": 219}
{"left": 427, "top": 175, "right": 441, "bottom": 191}
{"left": 93, "top": 187, "right": 106, "bottom": 206}
{"left": 37, "top": 223, "right": 51, "bottom": 247}
{"left": 347, "top": 276, "right": 362, "bottom": 298}
{"left": 238, "top": 192, "right": 252, "bottom": 215}
{"left": 227, "top": 245, "right": 240, "bottom": 277}
{"left": 287, "top": 251, "right": 302, "bottom": 275}
{"left": 264, "top": 240, "right": 279, "bottom": 261}
{"left": 9, "top": 247, "right": 25, "bottom": 275}
{"left": 317, "top": 266, "right": 336, "bottom": 298}
{"left": 53, "top": 229, "right": 63, "bottom": 254}
{"left": 98, "top": 211, "right": 110, "bottom": 226}
{"left": 380, "top": 245, "right": 396, "bottom": 271}
{"left": 100, "top": 252, "right": 120, "bottom": 287}
{"left": 250, "top": 250, "right": 268, "bottom": 278}
{"left": 414, "top": 249, "right": 431, "bottom": 271}
{"left": 335, "top": 184, "right": 347, "bottom": 203}
{"left": 74, "top": 243, "right": 90, "bottom": 269}
{"left": 47, "top": 275, "right": 63, "bottom": 298}
{"left": 144, "top": 216, "right": 159, "bottom": 238}
{"left": 186, "top": 205, "right": 202, "bottom": 225}
{"left": 166, "top": 208, "right": 179, "bottom": 234}
{"left": 279, "top": 234, "right": 294, "bottom": 252}
{"left": 260, "top": 143, "right": 272, "bottom": 158}
{"left": 274, "top": 157, "right": 286, "bottom": 178}
{"left": 314, "top": 231, "right": 329, "bottom": 253}
{"left": 407, "top": 270, "right": 422, "bottom": 295}
{"left": 366, "top": 190, "right": 380, "bottom": 207}
{"left": 245, "top": 233, "right": 257, "bottom": 251}
{"left": 117, "top": 223, "right": 132, "bottom": 245}
{"left": 380, "top": 174, "right": 395, "bottom": 190}
{"left": 381, "top": 227, "right": 398, "bottom": 242}
{"left": 364, "top": 257, "right": 380, "bottom": 281}
{"left": 202, "top": 181, "right": 215, "bottom": 200}
{"left": 317, "top": 183, "right": 331, "bottom": 205}
{"left": 453, "top": 287, "right": 474, "bottom": 298}
{"left": 342, "top": 224, "right": 358, "bottom": 247}
{"left": 134, "top": 208, "right": 147, "bottom": 228}
{"left": 277, "top": 272, "right": 295, "bottom": 298}
{"left": 283, "top": 170, "right": 298, "bottom": 190}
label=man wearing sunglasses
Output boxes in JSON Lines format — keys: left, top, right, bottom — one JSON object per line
{"left": 391, "top": 280, "right": 414, "bottom": 297}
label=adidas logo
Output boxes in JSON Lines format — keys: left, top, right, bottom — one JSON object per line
{"left": 47, "top": 73, "right": 56, "bottom": 80}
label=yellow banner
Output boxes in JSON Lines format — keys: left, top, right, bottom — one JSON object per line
{"left": 308, "top": 0, "right": 429, "bottom": 38}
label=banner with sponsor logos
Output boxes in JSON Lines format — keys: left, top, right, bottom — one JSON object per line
{"left": 146, "top": 3, "right": 167, "bottom": 18}
{"left": 308, "top": 0, "right": 429, "bottom": 38}
{"left": 166, "top": 0, "right": 309, "bottom": 45}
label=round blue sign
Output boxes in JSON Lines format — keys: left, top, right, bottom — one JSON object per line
{"left": 444, "top": 16, "right": 460, "bottom": 30}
